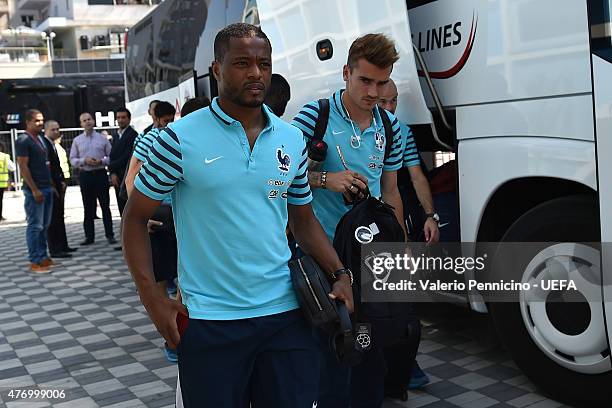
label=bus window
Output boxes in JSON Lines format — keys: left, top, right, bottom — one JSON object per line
{"left": 243, "top": 0, "right": 260, "bottom": 25}
{"left": 125, "top": 0, "right": 208, "bottom": 101}
{"left": 406, "top": 0, "right": 437, "bottom": 10}
{"left": 589, "top": 0, "right": 612, "bottom": 61}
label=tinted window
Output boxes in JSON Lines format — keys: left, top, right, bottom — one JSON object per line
{"left": 125, "top": 0, "right": 208, "bottom": 101}
{"left": 406, "top": 0, "right": 437, "bottom": 10}
{"left": 89, "top": 0, "right": 163, "bottom": 4}
{"left": 589, "top": 0, "right": 612, "bottom": 62}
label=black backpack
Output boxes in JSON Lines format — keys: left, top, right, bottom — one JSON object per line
{"left": 309, "top": 98, "right": 411, "bottom": 347}
{"left": 310, "top": 98, "right": 395, "bottom": 162}
{"left": 332, "top": 191, "right": 411, "bottom": 348}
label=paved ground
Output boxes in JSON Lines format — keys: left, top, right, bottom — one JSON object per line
{"left": 0, "top": 188, "right": 571, "bottom": 407}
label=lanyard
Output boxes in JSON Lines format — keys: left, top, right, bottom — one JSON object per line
{"left": 28, "top": 133, "right": 46, "bottom": 152}
{"left": 28, "top": 133, "right": 50, "bottom": 168}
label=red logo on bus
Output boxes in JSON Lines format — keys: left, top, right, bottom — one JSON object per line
{"left": 417, "top": 12, "right": 478, "bottom": 79}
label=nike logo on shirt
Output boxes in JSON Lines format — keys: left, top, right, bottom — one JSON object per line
{"left": 204, "top": 156, "right": 223, "bottom": 164}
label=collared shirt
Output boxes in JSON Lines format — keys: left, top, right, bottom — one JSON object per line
{"left": 135, "top": 97, "right": 311, "bottom": 320}
{"left": 291, "top": 89, "right": 403, "bottom": 240}
{"left": 69, "top": 130, "right": 111, "bottom": 171}
{"left": 15, "top": 131, "right": 51, "bottom": 189}
{"left": 401, "top": 121, "right": 420, "bottom": 168}
{"left": 55, "top": 143, "right": 70, "bottom": 179}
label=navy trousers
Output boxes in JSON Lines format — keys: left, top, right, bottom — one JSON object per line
{"left": 178, "top": 309, "right": 320, "bottom": 408}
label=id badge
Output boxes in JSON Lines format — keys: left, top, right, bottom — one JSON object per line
{"left": 354, "top": 322, "right": 372, "bottom": 352}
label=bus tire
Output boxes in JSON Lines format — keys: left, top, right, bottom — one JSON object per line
{"left": 488, "top": 194, "right": 612, "bottom": 406}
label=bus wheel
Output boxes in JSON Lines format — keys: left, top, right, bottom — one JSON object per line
{"left": 488, "top": 194, "right": 612, "bottom": 406}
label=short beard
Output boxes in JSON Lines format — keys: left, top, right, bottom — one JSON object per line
{"left": 223, "top": 84, "right": 265, "bottom": 108}
{"left": 230, "top": 93, "right": 265, "bottom": 108}
{"left": 238, "top": 97, "right": 264, "bottom": 108}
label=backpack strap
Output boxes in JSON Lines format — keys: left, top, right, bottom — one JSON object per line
{"left": 312, "top": 98, "right": 330, "bottom": 142}
{"left": 378, "top": 106, "right": 395, "bottom": 162}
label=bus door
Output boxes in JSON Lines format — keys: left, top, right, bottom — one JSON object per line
{"left": 589, "top": 0, "right": 612, "bottom": 353}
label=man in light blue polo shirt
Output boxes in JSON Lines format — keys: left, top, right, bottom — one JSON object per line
{"left": 378, "top": 79, "right": 439, "bottom": 244}
{"left": 292, "top": 33, "right": 406, "bottom": 408}
{"left": 292, "top": 38, "right": 405, "bottom": 243}
{"left": 123, "top": 100, "right": 179, "bottom": 362}
{"left": 124, "top": 101, "right": 176, "bottom": 198}
{"left": 122, "top": 23, "right": 353, "bottom": 408}
{"left": 379, "top": 78, "right": 439, "bottom": 397}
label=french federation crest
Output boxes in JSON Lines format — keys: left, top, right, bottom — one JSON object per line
{"left": 276, "top": 148, "right": 291, "bottom": 172}
{"left": 375, "top": 131, "right": 385, "bottom": 152}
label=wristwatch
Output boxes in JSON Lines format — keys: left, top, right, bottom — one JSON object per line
{"left": 332, "top": 268, "right": 353, "bottom": 285}
{"left": 320, "top": 171, "right": 328, "bottom": 189}
{"left": 425, "top": 212, "right": 440, "bottom": 223}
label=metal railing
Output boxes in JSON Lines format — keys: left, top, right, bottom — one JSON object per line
{"left": 0, "top": 126, "right": 119, "bottom": 190}
{"left": 0, "top": 47, "right": 50, "bottom": 63}
{"left": 52, "top": 58, "right": 124, "bottom": 75}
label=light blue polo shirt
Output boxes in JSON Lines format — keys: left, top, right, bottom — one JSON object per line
{"left": 135, "top": 98, "right": 311, "bottom": 320}
{"left": 401, "top": 121, "right": 420, "bottom": 168}
{"left": 292, "top": 90, "right": 403, "bottom": 241}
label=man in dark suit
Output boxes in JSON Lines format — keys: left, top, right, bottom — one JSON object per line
{"left": 108, "top": 108, "right": 138, "bottom": 216}
{"left": 44, "top": 120, "right": 75, "bottom": 258}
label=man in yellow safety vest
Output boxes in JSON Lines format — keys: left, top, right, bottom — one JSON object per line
{"left": 0, "top": 149, "right": 16, "bottom": 222}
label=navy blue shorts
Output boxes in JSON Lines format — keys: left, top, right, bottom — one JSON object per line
{"left": 177, "top": 309, "right": 320, "bottom": 408}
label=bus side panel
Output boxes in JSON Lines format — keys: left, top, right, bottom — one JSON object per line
{"left": 458, "top": 137, "right": 597, "bottom": 244}
{"left": 456, "top": 95, "right": 595, "bottom": 141}
{"left": 258, "top": 0, "right": 431, "bottom": 124}
{"left": 408, "top": 0, "right": 592, "bottom": 108}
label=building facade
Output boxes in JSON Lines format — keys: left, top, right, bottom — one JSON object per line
{"left": 9, "top": 0, "right": 160, "bottom": 60}
{"left": 0, "top": 0, "right": 159, "bottom": 128}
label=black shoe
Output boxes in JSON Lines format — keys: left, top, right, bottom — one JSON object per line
{"left": 64, "top": 247, "right": 78, "bottom": 252}
{"left": 114, "top": 246, "right": 122, "bottom": 251}
{"left": 107, "top": 237, "right": 117, "bottom": 245}
{"left": 384, "top": 386, "right": 408, "bottom": 402}
{"left": 50, "top": 252, "right": 72, "bottom": 258}
{"left": 80, "top": 239, "right": 94, "bottom": 246}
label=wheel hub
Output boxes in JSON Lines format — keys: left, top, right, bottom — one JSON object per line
{"left": 519, "top": 243, "right": 610, "bottom": 374}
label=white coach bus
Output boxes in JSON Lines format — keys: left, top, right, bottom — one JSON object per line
{"left": 403, "top": 0, "right": 611, "bottom": 404}
{"left": 125, "top": 0, "right": 612, "bottom": 404}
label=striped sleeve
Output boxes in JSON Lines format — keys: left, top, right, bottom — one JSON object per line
{"left": 134, "top": 127, "right": 183, "bottom": 201}
{"left": 402, "top": 123, "right": 420, "bottom": 168}
{"left": 291, "top": 101, "right": 320, "bottom": 141}
{"left": 383, "top": 113, "right": 403, "bottom": 171}
{"left": 287, "top": 143, "right": 312, "bottom": 206}
{"left": 133, "top": 132, "right": 144, "bottom": 151}
{"left": 133, "top": 128, "right": 160, "bottom": 162}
